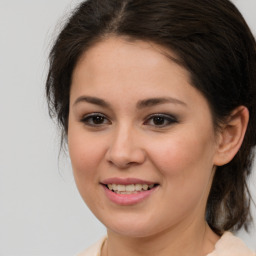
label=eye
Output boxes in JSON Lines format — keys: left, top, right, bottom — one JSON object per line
{"left": 81, "top": 113, "right": 111, "bottom": 127}
{"left": 144, "top": 114, "right": 177, "bottom": 128}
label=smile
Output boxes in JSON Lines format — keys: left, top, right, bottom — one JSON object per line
{"left": 106, "top": 184, "right": 157, "bottom": 194}
{"left": 101, "top": 178, "right": 159, "bottom": 205}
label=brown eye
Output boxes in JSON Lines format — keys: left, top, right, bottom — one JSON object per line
{"left": 144, "top": 114, "right": 177, "bottom": 128}
{"left": 81, "top": 113, "right": 111, "bottom": 126}
{"left": 91, "top": 115, "right": 105, "bottom": 124}
{"left": 152, "top": 116, "right": 165, "bottom": 126}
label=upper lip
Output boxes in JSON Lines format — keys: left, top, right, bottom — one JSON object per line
{"left": 101, "top": 177, "right": 157, "bottom": 185}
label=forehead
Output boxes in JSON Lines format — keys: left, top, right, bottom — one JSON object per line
{"left": 71, "top": 36, "right": 191, "bottom": 94}
{"left": 70, "top": 36, "right": 215, "bottom": 128}
{"left": 77, "top": 36, "right": 183, "bottom": 64}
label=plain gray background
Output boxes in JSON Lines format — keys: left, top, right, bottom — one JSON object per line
{"left": 0, "top": 0, "right": 255, "bottom": 255}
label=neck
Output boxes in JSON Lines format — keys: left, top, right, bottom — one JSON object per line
{"left": 103, "top": 220, "right": 219, "bottom": 256}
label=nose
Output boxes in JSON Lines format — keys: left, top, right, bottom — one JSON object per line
{"left": 105, "top": 125, "right": 146, "bottom": 169}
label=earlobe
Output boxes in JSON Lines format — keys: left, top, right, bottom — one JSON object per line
{"left": 213, "top": 106, "right": 249, "bottom": 166}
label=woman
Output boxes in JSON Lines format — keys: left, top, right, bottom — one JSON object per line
{"left": 46, "top": 0, "right": 256, "bottom": 255}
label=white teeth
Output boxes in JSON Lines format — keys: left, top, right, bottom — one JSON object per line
{"left": 142, "top": 184, "right": 149, "bottom": 191}
{"left": 117, "top": 184, "right": 125, "bottom": 192}
{"left": 135, "top": 184, "right": 142, "bottom": 191}
{"left": 107, "top": 183, "right": 155, "bottom": 193}
{"left": 126, "top": 184, "right": 135, "bottom": 192}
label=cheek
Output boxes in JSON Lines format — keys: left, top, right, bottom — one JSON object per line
{"left": 68, "top": 128, "right": 108, "bottom": 211}
{"left": 148, "top": 128, "right": 216, "bottom": 202}
{"left": 152, "top": 134, "right": 214, "bottom": 172}
{"left": 68, "top": 126, "right": 106, "bottom": 186}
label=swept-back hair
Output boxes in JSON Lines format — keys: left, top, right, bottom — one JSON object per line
{"left": 46, "top": 0, "right": 256, "bottom": 234}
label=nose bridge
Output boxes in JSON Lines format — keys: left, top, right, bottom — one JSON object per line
{"left": 106, "top": 122, "right": 145, "bottom": 168}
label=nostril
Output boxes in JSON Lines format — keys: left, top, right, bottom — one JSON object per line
{"left": 107, "top": 158, "right": 140, "bottom": 169}
{"left": 105, "top": 139, "right": 147, "bottom": 168}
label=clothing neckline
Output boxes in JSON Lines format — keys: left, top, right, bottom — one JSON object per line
{"left": 96, "top": 232, "right": 254, "bottom": 256}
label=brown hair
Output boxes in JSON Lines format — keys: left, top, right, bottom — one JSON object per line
{"left": 46, "top": 0, "right": 256, "bottom": 235}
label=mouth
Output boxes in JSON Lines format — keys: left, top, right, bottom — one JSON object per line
{"left": 101, "top": 178, "right": 159, "bottom": 205}
{"left": 104, "top": 183, "right": 159, "bottom": 194}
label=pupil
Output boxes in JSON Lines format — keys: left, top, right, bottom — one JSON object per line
{"left": 93, "top": 116, "right": 104, "bottom": 124}
{"left": 153, "top": 116, "right": 164, "bottom": 125}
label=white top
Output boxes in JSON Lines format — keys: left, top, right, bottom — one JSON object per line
{"left": 76, "top": 232, "right": 256, "bottom": 256}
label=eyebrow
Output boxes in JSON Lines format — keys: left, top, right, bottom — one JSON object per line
{"left": 73, "top": 96, "right": 111, "bottom": 108}
{"left": 73, "top": 96, "right": 186, "bottom": 109}
{"left": 136, "top": 97, "right": 187, "bottom": 109}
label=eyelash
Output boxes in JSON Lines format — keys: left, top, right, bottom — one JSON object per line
{"left": 143, "top": 113, "right": 178, "bottom": 127}
{"left": 80, "top": 113, "right": 111, "bottom": 127}
{"left": 80, "top": 113, "right": 178, "bottom": 128}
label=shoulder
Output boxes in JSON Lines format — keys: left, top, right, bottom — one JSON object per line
{"left": 76, "top": 237, "right": 107, "bottom": 256}
{"left": 207, "top": 232, "right": 256, "bottom": 256}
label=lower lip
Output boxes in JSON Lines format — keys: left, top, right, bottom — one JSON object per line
{"left": 102, "top": 185, "right": 158, "bottom": 206}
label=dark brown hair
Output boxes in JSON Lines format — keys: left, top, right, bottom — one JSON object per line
{"left": 46, "top": 0, "right": 256, "bottom": 235}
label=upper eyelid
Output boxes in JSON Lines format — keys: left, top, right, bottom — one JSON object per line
{"left": 80, "top": 112, "right": 111, "bottom": 124}
{"left": 143, "top": 113, "right": 178, "bottom": 126}
{"left": 80, "top": 112, "right": 177, "bottom": 119}
{"left": 145, "top": 113, "right": 177, "bottom": 120}
{"left": 80, "top": 112, "right": 178, "bottom": 125}
{"left": 81, "top": 112, "right": 108, "bottom": 119}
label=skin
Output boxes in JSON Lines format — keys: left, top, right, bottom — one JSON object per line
{"left": 68, "top": 37, "right": 249, "bottom": 256}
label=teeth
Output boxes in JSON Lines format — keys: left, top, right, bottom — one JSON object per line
{"left": 117, "top": 184, "right": 125, "bottom": 192}
{"left": 142, "top": 184, "right": 148, "bottom": 190}
{"left": 135, "top": 184, "right": 142, "bottom": 191}
{"left": 107, "top": 183, "right": 155, "bottom": 193}
{"left": 126, "top": 184, "right": 135, "bottom": 192}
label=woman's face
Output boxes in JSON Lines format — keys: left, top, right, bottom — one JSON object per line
{"left": 68, "top": 37, "right": 219, "bottom": 237}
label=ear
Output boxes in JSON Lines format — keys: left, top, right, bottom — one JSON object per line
{"left": 213, "top": 106, "right": 249, "bottom": 166}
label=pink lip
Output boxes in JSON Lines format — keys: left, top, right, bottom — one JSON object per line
{"left": 100, "top": 177, "right": 159, "bottom": 206}
{"left": 101, "top": 177, "right": 156, "bottom": 185}
{"left": 102, "top": 185, "right": 158, "bottom": 206}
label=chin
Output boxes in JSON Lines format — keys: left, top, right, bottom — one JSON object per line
{"left": 100, "top": 213, "right": 164, "bottom": 238}
{"left": 108, "top": 225, "right": 157, "bottom": 238}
